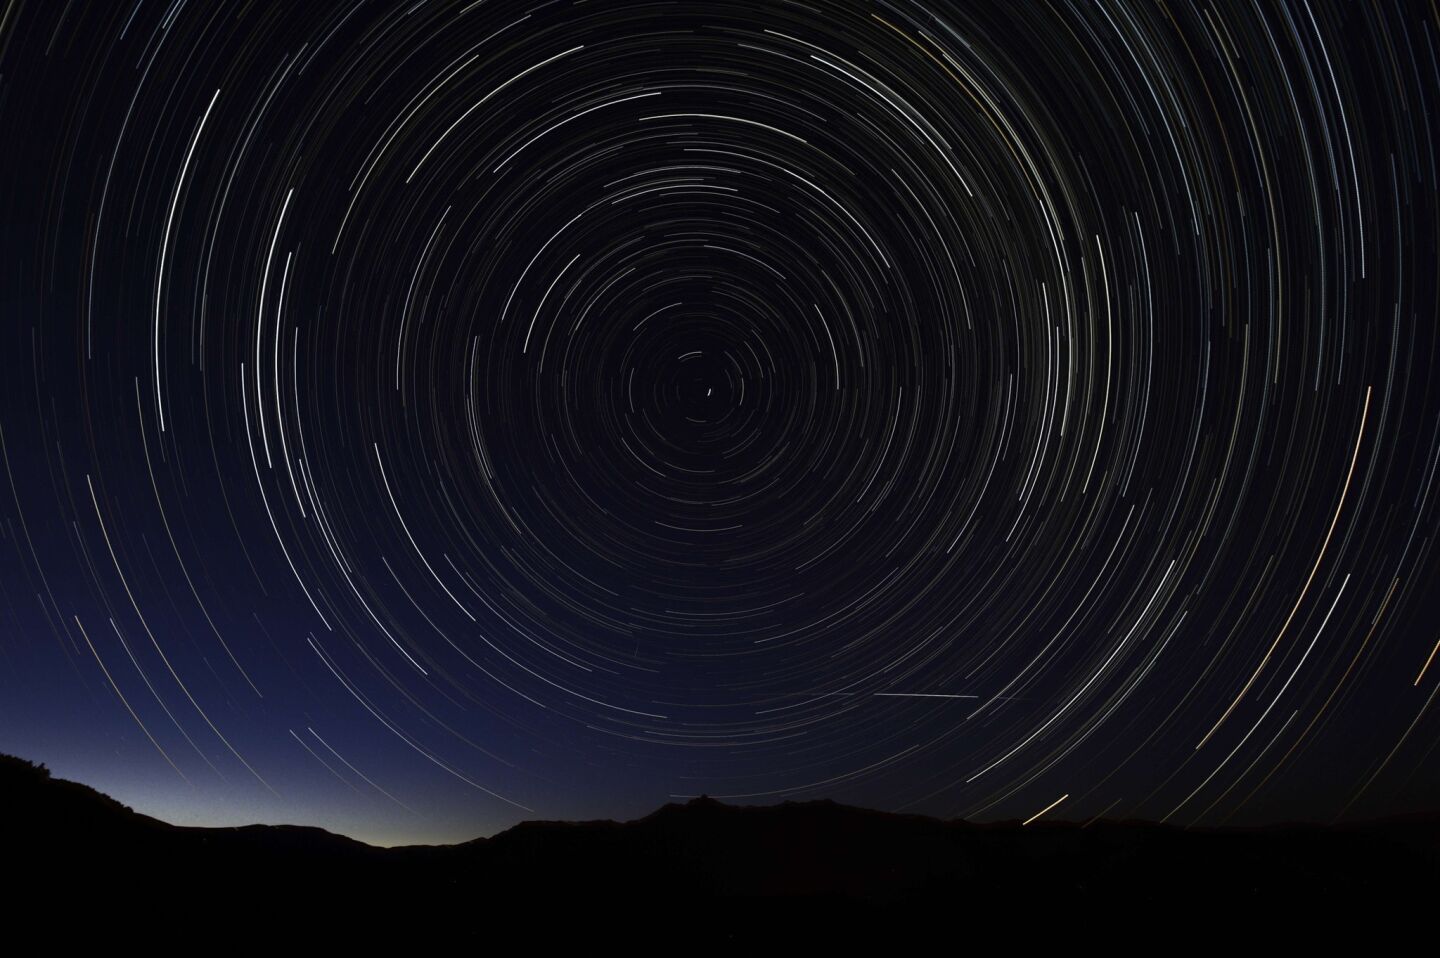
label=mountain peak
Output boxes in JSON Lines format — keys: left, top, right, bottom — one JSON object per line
{"left": 685, "top": 793, "right": 724, "bottom": 808}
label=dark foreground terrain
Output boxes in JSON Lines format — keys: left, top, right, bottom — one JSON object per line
{"left": 3, "top": 752, "right": 1436, "bottom": 939}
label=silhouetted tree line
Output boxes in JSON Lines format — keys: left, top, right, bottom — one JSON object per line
{"left": 0, "top": 753, "right": 50, "bottom": 780}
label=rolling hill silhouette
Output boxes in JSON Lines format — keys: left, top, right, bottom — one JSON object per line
{"left": 4, "top": 752, "right": 1436, "bottom": 936}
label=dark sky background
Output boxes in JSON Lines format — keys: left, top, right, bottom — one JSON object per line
{"left": 2, "top": 0, "right": 1439, "bottom": 847}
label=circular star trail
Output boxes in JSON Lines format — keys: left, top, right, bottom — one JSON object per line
{"left": 2, "top": 0, "right": 1439, "bottom": 841}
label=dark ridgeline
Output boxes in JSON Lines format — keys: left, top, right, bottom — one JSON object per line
{"left": 3, "top": 752, "right": 1436, "bottom": 936}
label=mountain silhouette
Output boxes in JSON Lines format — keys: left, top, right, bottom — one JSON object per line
{"left": 4, "top": 752, "right": 1436, "bottom": 939}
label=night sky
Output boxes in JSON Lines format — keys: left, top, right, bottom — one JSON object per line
{"left": 2, "top": 0, "right": 1439, "bottom": 848}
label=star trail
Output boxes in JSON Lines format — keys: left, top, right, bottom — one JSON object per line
{"left": 2, "top": 0, "right": 1439, "bottom": 846}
